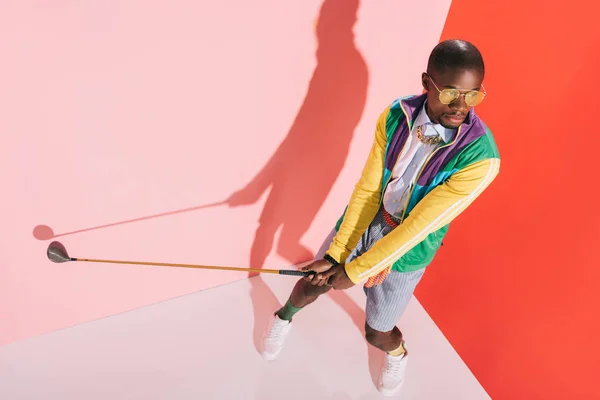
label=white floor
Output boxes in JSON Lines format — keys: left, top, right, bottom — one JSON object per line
{"left": 0, "top": 274, "right": 490, "bottom": 399}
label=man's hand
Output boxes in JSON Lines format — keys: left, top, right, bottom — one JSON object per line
{"left": 320, "top": 264, "right": 355, "bottom": 290}
{"left": 300, "top": 259, "right": 335, "bottom": 286}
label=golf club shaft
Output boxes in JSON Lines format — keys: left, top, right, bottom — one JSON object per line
{"left": 71, "top": 257, "right": 310, "bottom": 276}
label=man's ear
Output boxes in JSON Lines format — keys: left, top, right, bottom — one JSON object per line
{"left": 421, "top": 72, "right": 429, "bottom": 91}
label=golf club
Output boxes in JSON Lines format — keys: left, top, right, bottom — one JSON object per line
{"left": 46, "top": 241, "right": 312, "bottom": 277}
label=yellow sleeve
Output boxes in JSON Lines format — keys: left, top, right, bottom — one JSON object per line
{"left": 325, "top": 105, "right": 390, "bottom": 263}
{"left": 344, "top": 157, "right": 501, "bottom": 283}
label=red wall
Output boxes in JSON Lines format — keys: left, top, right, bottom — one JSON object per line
{"left": 415, "top": 1, "right": 600, "bottom": 398}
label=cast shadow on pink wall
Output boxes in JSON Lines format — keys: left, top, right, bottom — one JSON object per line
{"left": 32, "top": 0, "right": 377, "bottom": 379}
{"left": 224, "top": 0, "right": 381, "bottom": 382}
{"left": 32, "top": 201, "right": 224, "bottom": 240}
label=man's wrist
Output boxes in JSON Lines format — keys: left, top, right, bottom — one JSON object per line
{"left": 323, "top": 253, "right": 340, "bottom": 266}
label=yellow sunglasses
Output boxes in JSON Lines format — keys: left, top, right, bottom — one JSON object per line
{"left": 427, "top": 75, "right": 486, "bottom": 107}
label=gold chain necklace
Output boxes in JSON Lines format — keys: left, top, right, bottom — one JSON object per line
{"left": 416, "top": 125, "right": 442, "bottom": 145}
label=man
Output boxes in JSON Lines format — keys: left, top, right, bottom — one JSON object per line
{"left": 260, "top": 39, "right": 500, "bottom": 396}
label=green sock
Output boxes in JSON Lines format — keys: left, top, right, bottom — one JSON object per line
{"left": 276, "top": 299, "right": 303, "bottom": 321}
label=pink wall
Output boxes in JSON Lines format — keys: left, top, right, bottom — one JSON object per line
{"left": 0, "top": 0, "right": 452, "bottom": 346}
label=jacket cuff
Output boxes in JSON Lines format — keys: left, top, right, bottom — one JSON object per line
{"left": 326, "top": 242, "right": 350, "bottom": 266}
{"left": 323, "top": 253, "right": 340, "bottom": 266}
{"left": 344, "top": 261, "right": 363, "bottom": 284}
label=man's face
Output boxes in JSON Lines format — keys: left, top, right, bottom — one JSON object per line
{"left": 422, "top": 68, "right": 484, "bottom": 129}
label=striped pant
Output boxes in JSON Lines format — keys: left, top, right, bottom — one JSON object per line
{"left": 318, "top": 209, "right": 425, "bottom": 332}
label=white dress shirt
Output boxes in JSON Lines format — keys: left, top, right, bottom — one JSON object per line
{"left": 382, "top": 102, "right": 455, "bottom": 218}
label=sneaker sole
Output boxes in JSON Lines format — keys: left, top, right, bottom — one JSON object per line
{"left": 260, "top": 349, "right": 281, "bottom": 361}
{"left": 378, "top": 384, "right": 403, "bottom": 397}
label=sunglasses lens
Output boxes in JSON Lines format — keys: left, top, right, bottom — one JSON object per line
{"left": 439, "top": 89, "right": 459, "bottom": 104}
{"left": 465, "top": 91, "right": 485, "bottom": 106}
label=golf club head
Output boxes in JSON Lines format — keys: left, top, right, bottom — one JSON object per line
{"left": 47, "top": 241, "right": 72, "bottom": 263}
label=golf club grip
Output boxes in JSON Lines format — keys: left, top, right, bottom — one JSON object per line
{"left": 279, "top": 269, "right": 312, "bottom": 277}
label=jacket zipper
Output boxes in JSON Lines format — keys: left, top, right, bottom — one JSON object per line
{"left": 378, "top": 103, "right": 414, "bottom": 208}
{"left": 398, "top": 125, "right": 462, "bottom": 224}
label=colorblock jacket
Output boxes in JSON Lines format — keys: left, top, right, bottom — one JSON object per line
{"left": 327, "top": 93, "right": 501, "bottom": 284}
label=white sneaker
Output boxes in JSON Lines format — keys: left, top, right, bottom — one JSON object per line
{"left": 260, "top": 314, "right": 292, "bottom": 360}
{"left": 378, "top": 350, "right": 408, "bottom": 396}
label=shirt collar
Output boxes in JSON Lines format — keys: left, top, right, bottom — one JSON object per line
{"left": 413, "top": 101, "right": 455, "bottom": 143}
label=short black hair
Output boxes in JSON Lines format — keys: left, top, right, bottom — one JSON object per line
{"left": 427, "top": 39, "right": 485, "bottom": 77}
